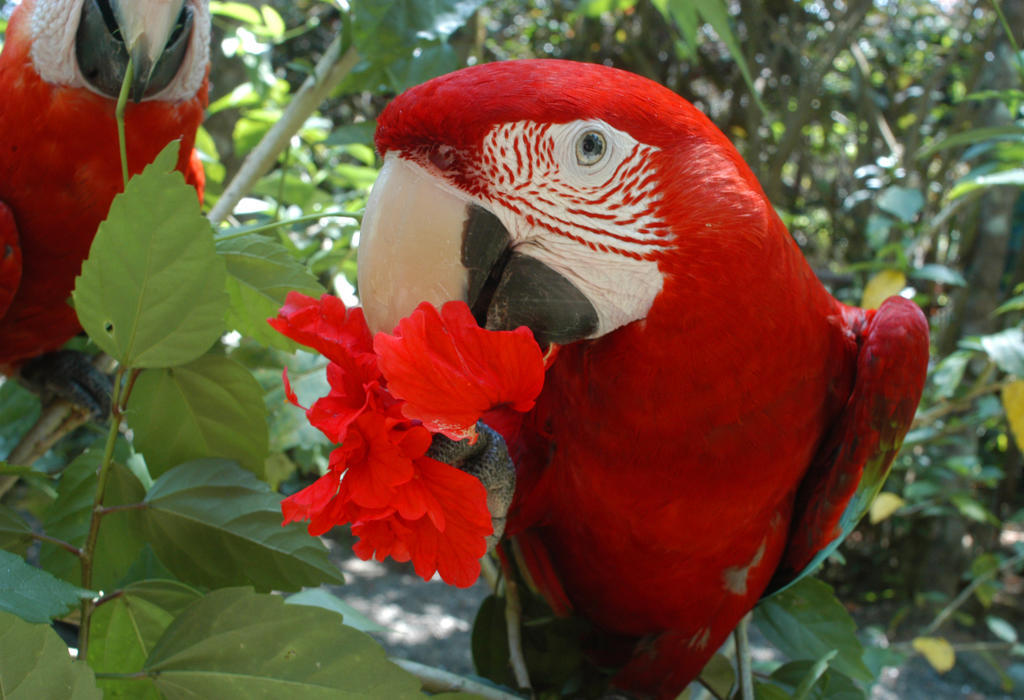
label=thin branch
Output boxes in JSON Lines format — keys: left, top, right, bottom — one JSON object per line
{"left": 912, "top": 379, "right": 1009, "bottom": 429}
{"left": 391, "top": 658, "right": 524, "bottom": 699}
{"left": 207, "top": 36, "right": 360, "bottom": 226}
{"left": 921, "top": 550, "right": 1024, "bottom": 636}
{"left": 26, "top": 530, "right": 83, "bottom": 558}
{"left": 95, "top": 501, "right": 148, "bottom": 516}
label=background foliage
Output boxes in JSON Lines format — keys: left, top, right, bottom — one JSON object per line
{"left": 1, "top": 0, "right": 1023, "bottom": 697}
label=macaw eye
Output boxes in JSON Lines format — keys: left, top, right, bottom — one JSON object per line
{"left": 575, "top": 131, "right": 606, "bottom": 166}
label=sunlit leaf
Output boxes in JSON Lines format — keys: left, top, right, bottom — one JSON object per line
{"left": 217, "top": 235, "right": 325, "bottom": 351}
{"left": 73, "top": 142, "right": 228, "bottom": 368}
{"left": 912, "top": 636, "right": 955, "bottom": 673}
{"left": 869, "top": 492, "right": 906, "bottom": 524}
{"left": 980, "top": 327, "right": 1024, "bottom": 376}
{"left": 1002, "top": 380, "right": 1024, "bottom": 455}
{"left": 861, "top": 270, "right": 906, "bottom": 310}
{"left": 128, "top": 354, "right": 270, "bottom": 479}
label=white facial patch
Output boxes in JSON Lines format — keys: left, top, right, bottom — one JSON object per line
{"left": 29, "top": 0, "right": 210, "bottom": 103}
{"left": 473, "top": 119, "right": 668, "bottom": 338}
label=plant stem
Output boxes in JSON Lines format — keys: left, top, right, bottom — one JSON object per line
{"left": 78, "top": 366, "right": 128, "bottom": 657}
{"left": 115, "top": 59, "right": 135, "bottom": 190}
{"left": 735, "top": 613, "right": 755, "bottom": 700}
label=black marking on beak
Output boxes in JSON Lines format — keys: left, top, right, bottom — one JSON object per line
{"left": 460, "top": 204, "right": 599, "bottom": 347}
{"left": 462, "top": 205, "right": 511, "bottom": 328}
{"left": 485, "top": 253, "right": 598, "bottom": 346}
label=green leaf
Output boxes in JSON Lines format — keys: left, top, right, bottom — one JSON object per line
{"left": 697, "top": 653, "right": 735, "bottom": 698}
{"left": 346, "top": 0, "right": 487, "bottom": 92}
{"left": 142, "top": 588, "right": 423, "bottom": 698}
{"left": 931, "top": 351, "right": 971, "bottom": 399}
{"left": 38, "top": 442, "right": 146, "bottom": 589}
{"left": 471, "top": 594, "right": 512, "bottom": 687}
{"left": 917, "top": 124, "right": 1024, "bottom": 160}
{"left": 0, "top": 610, "right": 101, "bottom": 699}
{"left": 754, "top": 578, "right": 873, "bottom": 683}
{"left": 127, "top": 354, "right": 270, "bottom": 479}
{"left": 0, "top": 504, "right": 34, "bottom": 555}
{"left": 73, "top": 141, "right": 228, "bottom": 368}
{"left": 980, "top": 327, "right": 1024, "bottom": 376}
{"left": 140, "top": 459, "right": 342, "bottom": 591}
{"left": 877, "top": 186, "right": 924, "bottom": 223}
{"left": 949, "top": 493, "right": 1000, "bottom": 525}
{"left": 985, "top": 615, "right": 1018, "bottom": 644}
{"left": 911, "top": 263, "right": 967, "bottom": 287}
{"left": 0, "top": 549, "right": 92, "bottom": 623}
{"left": 286, "top": 588, "right": 383, "bottom": 633}
{"left": 950, "top": 167, "right": 1024, "bottom": 199}
{"left": 89, "top": 580, "right": 204, "bottom": 699}
{"left": 216, "top": 235, "right": 324, "bottom": 351}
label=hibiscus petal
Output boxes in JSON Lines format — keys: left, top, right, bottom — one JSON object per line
{"left": 374, "top": 301, "right": 545, "bottom": 440}
{"left": 281, "top": 471, "right": 340, "bottom": 530}
{"left": 336, "top": 413, "right": 416, "bottom": 509}
{"left": 270, "top": 292, "right": 376, "bottom": 365}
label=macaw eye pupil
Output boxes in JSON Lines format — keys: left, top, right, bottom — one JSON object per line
{"left": 576, "top": 131, "right": 606, "bottom": 165}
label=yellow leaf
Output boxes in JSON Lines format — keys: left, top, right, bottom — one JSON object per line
{"left": 869, "top": 492, "right": 906, "bottom": 524}
{"left": 1001, "top": 380, "right": 1024, "bottom": 454}
{"left": 861, "top": 269, "right": 907, "bottom": 309}
{"left": 912, "top": 636, "right": 955, "bottom": 673}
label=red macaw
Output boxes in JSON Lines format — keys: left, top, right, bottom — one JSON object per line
{"left": 356, "top": 60, "right": 929, "bottom": 697}
{"left": 0, "top": 0, "right": 209, "bottom": 408}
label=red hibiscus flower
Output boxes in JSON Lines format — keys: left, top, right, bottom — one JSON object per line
{"left": 271, "top": 292, "right": 545, "bottom": 588}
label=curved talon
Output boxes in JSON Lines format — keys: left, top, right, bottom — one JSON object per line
{"left": 427, "top": 422, "right": 515, "bottom": 549}
{"left": 18, "top": 349, "right": 113, "bottom": 418}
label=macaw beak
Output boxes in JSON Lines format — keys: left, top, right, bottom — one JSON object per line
{"left": 76, "top": 0, "right": 194, "bottom": 102}
{"left": 357, "top": 155, "right": 598, "bottom": 346}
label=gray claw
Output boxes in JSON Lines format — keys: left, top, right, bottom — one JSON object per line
{"left": 427, "top": 421, "right": 515, "bottom": 550}
{"left": 19, "top": 350, "right": 113, "bottom": 418}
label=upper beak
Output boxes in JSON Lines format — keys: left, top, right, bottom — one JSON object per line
{"left": 357, "top": 155, "right": 599, "bottom": 346}
{"left": 114, "top": 0, "right": 188, "bottom": 101}
{"left": 76, "top": 0, "right": 193, "bottom": 101}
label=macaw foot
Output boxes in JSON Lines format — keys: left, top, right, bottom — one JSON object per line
{"left": 19, "top": 350, "right": 113, "bottom": 418}
{"left": 427, "top": 421, "right": 515, "bottom": 550}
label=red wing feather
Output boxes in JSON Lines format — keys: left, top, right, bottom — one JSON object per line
{"left": 769, "top": 296, "right": 929, "bottom": 592}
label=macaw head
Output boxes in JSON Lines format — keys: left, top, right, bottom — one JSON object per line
{"left": 358, "top": 59, "right": 780, "bottom": 347}
{"left": 17, "top": 0, "right": 210, "bottom": 102}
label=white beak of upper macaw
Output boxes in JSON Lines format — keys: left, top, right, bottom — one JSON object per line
{"left": 76, "top": 0, "right": 194, "bottom": 101}
{"left": 358, "top": 154, "right": 599, "bottom": 345}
